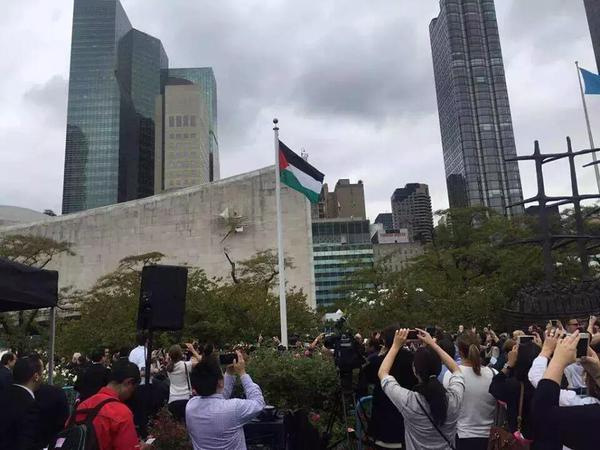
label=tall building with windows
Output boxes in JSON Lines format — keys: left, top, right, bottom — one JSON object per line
{"left": 429, "top": 0, "right": 523, "bottom": 216}
{"left": 62, "top": 0, "right": 218, "bottom": 213}
{"left": 167, "top": 68, "right": 219, "bottom": 182}
{"left": 154, "top": 79, "right": 211, "bottom": 192}
{"left": 312, "top": 219, "right": 373, "bottom": 306}
{"left": 584, "top": 0, "right": 600, "bottom": 73}
{"left": 391, "top": 184, "right": 434, "bottom": 243}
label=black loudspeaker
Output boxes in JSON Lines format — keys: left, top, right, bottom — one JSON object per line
{"left": 137, "top": 265, "right": 188, "bottom": 331}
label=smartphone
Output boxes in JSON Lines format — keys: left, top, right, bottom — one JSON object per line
{"left": 518, "top": 335, "right": 535, "bottom": 345}
{"left": 219, "top": 353, "right": 237, "bottom": 365}
{"left": 577, "top": 333, "right": 590, "bottom": 358}
{"left": 146, "top": 437, "right": 156, "bottom": 445}
{"left": 407, "top": 330, "right": 419, "bottom": 340}
{"left": 551, "top": 320, "right": 559, "bottom": 327}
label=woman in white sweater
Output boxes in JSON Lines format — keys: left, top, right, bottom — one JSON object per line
{"left": 443, "top": 331, "right": 497, "bottom": 450}
{"left": 166, "top": 343, "right": 202, "bottom": 421}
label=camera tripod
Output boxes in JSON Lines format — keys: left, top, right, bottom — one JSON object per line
{"left": 321, "top": 370, "right": 357, "bottom": 450}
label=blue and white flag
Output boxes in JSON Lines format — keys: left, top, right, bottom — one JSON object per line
{"left": 580, "top": 67, "right": 600, "bottom": 95}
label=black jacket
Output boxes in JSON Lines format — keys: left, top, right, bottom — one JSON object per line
{"left": 75, "top": 363, "right": 111, "bottom": 401}
{"left": 0, "top": 365, "right": 12, "bottom": 390}
{"left": 362, "top": 350, "right": 418, "bottom": 444}
{"left": 533, "top": 379, "right": 600, "bottom": 450}
{"left": 0, "top": 384, "right": 43, "bottom": 450}
{"left": 35, "top": 384, "right": 70, "bottom": 448}
{"left": 488, "top": 371, "right": 536, "bottom": 440}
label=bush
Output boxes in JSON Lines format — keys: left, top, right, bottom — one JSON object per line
{"left": 147, "top": 407, "right": 192, "bottom": 450}
{"left": 246, "top": 348, "right": 338, "bottom": 412}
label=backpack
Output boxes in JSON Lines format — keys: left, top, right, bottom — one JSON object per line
{"left": 49, "top": 398, "right": 119, "bottom": 450}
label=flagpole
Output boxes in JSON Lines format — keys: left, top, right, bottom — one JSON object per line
{"left": 273, "top": 118, "right": 288, "bottom": 348}
{"left": 576, "top": 61, "right": 600, "bottom": 193}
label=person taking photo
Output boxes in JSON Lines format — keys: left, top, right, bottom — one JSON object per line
{"left": 379, "top": 328, "right": 464, "bottom": 450}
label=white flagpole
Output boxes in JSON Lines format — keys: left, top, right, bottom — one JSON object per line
{"left": 576, "top": 61, "right": 600, "bottom": 193}
{"left": 273, "top": 118, "right": 288, "bottom": 348}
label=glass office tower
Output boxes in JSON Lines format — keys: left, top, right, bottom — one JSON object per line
{"left": 118, "top": 30, "right": 168, "bottom": 198}
{"left": 166, "top": 68, "right": 219, "bottom": 181}
{"left": 63, "top": 0, "right": 167, "bottom": 213}
{"left": 312, "top": 219, "right": 374, "bottom": 306}
{"left": 430, "top": 0, "right": 523, "bottom": 215}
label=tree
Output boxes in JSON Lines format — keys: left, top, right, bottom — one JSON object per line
{"left": 57, "top": 252, "right": 164, "bottom": 355}
{"left": 57, "top": 251, "right": 320, "bottom": 355}
{"left": 0, "top": 234, "right": 75, "bottom": 353}
{"left": 343, "top": 208, "right": 556, "bottom": 333}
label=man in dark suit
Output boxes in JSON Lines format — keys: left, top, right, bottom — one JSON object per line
{"left": 0, "top": 354, "right": 44, "bottom": 449}
{"left": 0, "top": 352, "right": 16, "bottom": 390}
{"left": 35, "top": 383, "right": 70, "bottom": 449}
{"left": 75, "top": 348, "right": 111, "bottom": 401}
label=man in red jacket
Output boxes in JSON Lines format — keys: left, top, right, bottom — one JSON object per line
{"left": 75, "top": 360, "right": 145, "bottom": 450}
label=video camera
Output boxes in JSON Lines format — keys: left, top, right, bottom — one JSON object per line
{"left": 323, "top": 317, "right": 364, "bottom": 373}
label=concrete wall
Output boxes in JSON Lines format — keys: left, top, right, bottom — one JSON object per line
{"left": 0, "top": 167, "right": 316, "bottom": 308}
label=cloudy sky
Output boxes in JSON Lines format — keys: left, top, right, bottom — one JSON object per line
{"left": 2, "top": 0, "right": 600, "bottom": 220}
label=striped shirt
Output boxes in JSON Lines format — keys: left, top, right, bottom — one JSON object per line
{"left": 186, "top": 373, "right": 265, "bottom": 450}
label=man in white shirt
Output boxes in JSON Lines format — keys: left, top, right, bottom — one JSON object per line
{"left": 128, "top": 333, "right": 147, "bottom": 385}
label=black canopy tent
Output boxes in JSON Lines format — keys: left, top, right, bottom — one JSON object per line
{"left": 0, "top": 257, "right": 59, "bottom": 383}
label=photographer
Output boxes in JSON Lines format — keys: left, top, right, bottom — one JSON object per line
{"left": 378, "top": 328, "right": 464, "bottom": 450}
{"left": 166, "top": 343, "right": 202, "bottom": 422}
{"left": 362, "top": 324, "right": 418, "bottom": 448}
{"left": 533, "top": 331, "right": 600, "bottom": 449}
{"left": 186, "top": 350, "right": 265, "bottom": 450}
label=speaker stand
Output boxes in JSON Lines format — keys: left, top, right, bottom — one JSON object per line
{"left": 144, "top": 329, "right": 154, "bottom": 385}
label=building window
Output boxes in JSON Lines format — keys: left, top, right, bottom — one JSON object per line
{"left": 176, "top": 116, "right": 182, "bottom": 127}
{"left": 190, "top": 115, "right": 197, "bottom": 127}
{"left": 183, "top": 115, "right": 189, "bottom": 127}
{"left": 169, "top": 116, "right": 175, "bottom": 127}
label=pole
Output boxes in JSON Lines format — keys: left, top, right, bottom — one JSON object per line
{"left": 273, "top": 118, "right": 288, "bottom": 348}
{"left": 48, "top": 307, "right": 56, "bottom": 385}
{"left": 576, "top": 61, "right": 600, "bottom": 193}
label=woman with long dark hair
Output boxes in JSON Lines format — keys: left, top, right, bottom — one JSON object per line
{"left": 489, "top": 339, "right": 540, "bottom": 443}
{"left": 166, "top": 343, "right": 202, "bottom": 421}
{"left": 444, "top": 331, "right": 497, "bottom": 450}
{"left": 379, "top": 328, "right": 464, "bottom": 450}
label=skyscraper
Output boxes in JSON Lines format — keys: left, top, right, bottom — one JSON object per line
{"left": 154, "top": 79, "right": 211, "bottom": 192}
{"left": 162, "top": 68, "right": 219, "bottom": 182}
{"left": 391, "top": 184, "right": 434, "bottom": 243}
{"left": 584, "top": 0, "right": 600, "bottom": 73}
{"left": 429, "top": 0, "right": 524, "bottom": 216}
{"left": 62, "top": 0, "right": 218, "bottom": 214}
{"left": 63, "top": 0, "right": 136, "bottom": 213}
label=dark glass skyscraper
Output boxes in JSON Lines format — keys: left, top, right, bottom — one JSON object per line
{"left": 429, "top": 0, "right": 523, "bottom": 216}
{"left": 584, "top": 0, "right": 600, "bottom": 73}
{"left": 63, "top": 0, "right": 217, "bottom": 214}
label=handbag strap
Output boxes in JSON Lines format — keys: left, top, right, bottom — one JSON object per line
{"left": 184, "top": 361, "right": 191, "bottom": 393}
{"left": 517, "top": 382, "right": 524, "bottom": 433}
{"left": 415, "top": 397, "right": 456, "bottom": 450}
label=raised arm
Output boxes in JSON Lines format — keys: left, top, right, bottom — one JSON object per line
{"left": 378, "top": 329, "right": 408, "bottom": 381}
{"left": 185, "top": 343, "right": 203, "bottom": 367}
{"left": 416, "top": 328, "right": 460, "bottom": 374}
{"left": 233, "top": 350, "right": 265, "bottom": 423}
{"left": 542, "top": 331, "right": 580, "bottom": 385}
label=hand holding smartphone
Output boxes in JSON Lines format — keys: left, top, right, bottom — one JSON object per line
{"left": 577, "top": 333, "right": 590, "bottom": 359}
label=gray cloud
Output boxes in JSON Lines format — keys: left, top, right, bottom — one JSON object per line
{"left": 23, "top": 75, "right": 68, "bottom": 127}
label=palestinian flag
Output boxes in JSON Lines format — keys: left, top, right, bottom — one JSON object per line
{"left": 279, "top": 140, "right": 324, "bottom": 203}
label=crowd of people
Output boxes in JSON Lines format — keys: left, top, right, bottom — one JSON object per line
{"left": 0, "top": 317, "right": 599, "bottom": 449}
